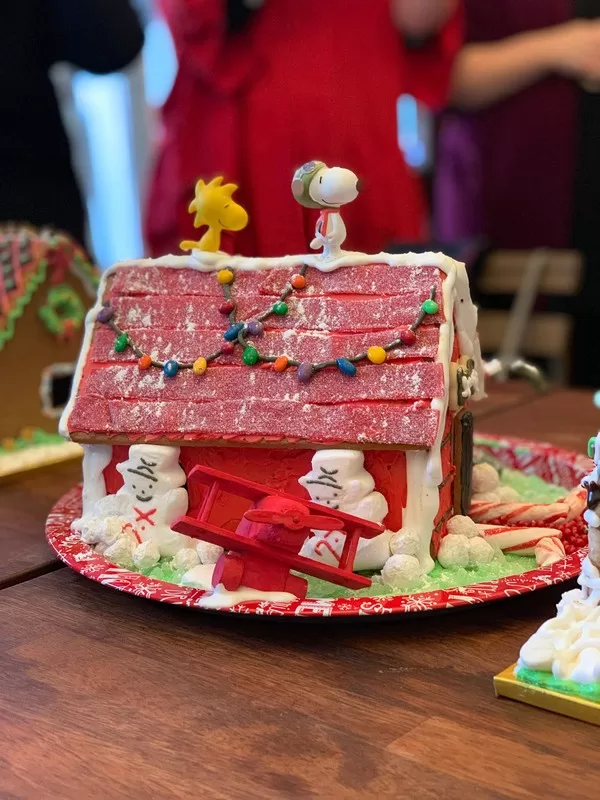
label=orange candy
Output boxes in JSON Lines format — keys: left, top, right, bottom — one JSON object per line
{"left": 291, "top": 274, "right": 306, "bottom": 290}
{"left": 273, "top": 355, "right": 289, "bottom": 372}
{"left": 138, "top": 354, "right": 152, "bottom": 370}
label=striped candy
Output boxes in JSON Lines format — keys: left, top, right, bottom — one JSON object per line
{"left": 535, "top": 537, "right": 566, "bottom": 568}
{"left": 476, "top": 523, "right": 562, "bottom": 556}
{"left": 470, "top": 501, "right": 569, "bottom": 529}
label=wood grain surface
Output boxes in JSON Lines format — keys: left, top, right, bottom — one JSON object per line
{"left": 0, "top": 459, "right": 80, "bottom": 588}
{"left": 1, "top": 568, "right": 598, "bottom": 800}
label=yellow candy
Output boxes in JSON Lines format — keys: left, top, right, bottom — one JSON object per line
{"left": 217, "top": 269, "right": 234, "bottom": 285}
{"left": 193, "top": 357, "right": 208, "bottom": 375}
{"left": 367, "top": 346, "right": 386, "bottom": 365}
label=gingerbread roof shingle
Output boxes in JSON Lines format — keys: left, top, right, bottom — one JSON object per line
{"left": 61, "top": 253, "right": 482, "bottom": 449}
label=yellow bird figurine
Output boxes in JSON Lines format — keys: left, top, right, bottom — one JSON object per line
{"left": 180, "top": 176, "right": 249, "bottom": 253}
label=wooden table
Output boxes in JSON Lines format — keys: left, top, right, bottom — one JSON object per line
{"left": 1, "top": 386, "right": 599, "bottom": 799}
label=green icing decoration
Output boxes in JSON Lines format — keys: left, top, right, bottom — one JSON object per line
{"left": 0, "top": 428, "right": 66, "bottom": 455}
{"left": 302, "top": 553, "right": 537, "bottom": 600}
{"left": 0, "top": 245, "right": 98, "bottom": 353}
{"left": 516, "top": 666, "right": 600, "bottom": 703}
{"left": 38, "top": 283, "right": 86, "bottom": 337}
{"left": 500, "top": 468, "right": 566, "bottom": 503}
{"left": 0, "top": 260, "right": 47, "bottom": 352}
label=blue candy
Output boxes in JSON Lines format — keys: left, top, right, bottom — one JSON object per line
{"left": 336, "top": 358, "right": 357, "bottom": 377}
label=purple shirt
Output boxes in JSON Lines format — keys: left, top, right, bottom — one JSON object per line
{"left": 436, "top": 0, "right": 577, "bottom": 248}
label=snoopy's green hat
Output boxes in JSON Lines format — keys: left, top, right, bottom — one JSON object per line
{"left": 291, "top": 160, "right": 327, "bottom": 209}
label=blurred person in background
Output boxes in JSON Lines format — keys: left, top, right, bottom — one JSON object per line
{"left": 147, "top": 0, "right": 463, "bottom": 258}
{"left": 0, "top": 1, "right": 144, "bottom": 244}
{"left": 437, "top": 1, "right": 600, "bottom": 250}
{"left": 437, "top": 1, "right": 600, "bottom": 384}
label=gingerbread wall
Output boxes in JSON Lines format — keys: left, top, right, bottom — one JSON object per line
{"left": 0, "top": 272, "right": 88, "bottom": 440}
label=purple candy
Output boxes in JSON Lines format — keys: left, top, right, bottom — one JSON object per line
{"left": 246, "top": 319, "right": 264, "bottom": 337}
{"left": 297, "top": 362, "right": 315, "bottom": 383}
{"left": 96, "top": 306, "right": 115, "bottom": 324}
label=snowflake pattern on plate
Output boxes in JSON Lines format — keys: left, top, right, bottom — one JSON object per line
{"left": 46, "top": 435, "right": 587, "bottom": 618}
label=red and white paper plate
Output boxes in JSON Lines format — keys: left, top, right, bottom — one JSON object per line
{"left": 46, "top": 434, "right": 589, "bottom": 618}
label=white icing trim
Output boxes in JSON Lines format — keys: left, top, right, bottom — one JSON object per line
{"left": 518, "top": 556, "right": 600, "bottom": 683}
{"left": 198, "top": 584, "right": 297, "bottom": 609}
{"left": 81, "top": 444, "right": 113, "bottom": 516}
{"left": 116, "top": 249, "right": 460, "bottom": 275}
{"left": 60, "top": 250, "right": 484, "bottom": 443}
{"left": 39, "top": 362, "right": 75, "bottom": 419}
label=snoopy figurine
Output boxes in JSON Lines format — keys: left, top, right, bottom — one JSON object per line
{"left": 291, "top": 161, "right": 360, "bottom": 259}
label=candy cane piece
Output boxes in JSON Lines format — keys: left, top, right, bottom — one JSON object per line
{"left": 535, "top": 537, "right": 566, "bottom": 567}
{"left": 476, "top": 523, "right": 561, "bottom": 556}
{"left": 470, "top": 500, "right": 569, "bottom": 528}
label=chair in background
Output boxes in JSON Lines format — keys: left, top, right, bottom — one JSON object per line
{"left": 476, "top": 249, "right": 583, "bottom": 384}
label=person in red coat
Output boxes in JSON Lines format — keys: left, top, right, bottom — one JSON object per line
{"left": 147, "top": 0, "right": 462, "bottom": 257}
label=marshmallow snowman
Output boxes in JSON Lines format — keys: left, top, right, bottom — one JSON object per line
{"left": 298, "top": 450, "right": 391, "bottom": 570}
{"left": 291, "top": 162, "right": 360, "bottom": 260}
{"left": 113, "top": 445, "right": 192, "bottom": 557}
{"left": 76, "top": 444, "right": 194, "bottom": 559}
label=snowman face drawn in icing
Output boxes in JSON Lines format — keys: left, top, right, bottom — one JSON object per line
{"left": 126, "top": 457, "right": 158, "bottom": 503}
{"left": 301, "top": 466, "right": 343, "bottom": 509}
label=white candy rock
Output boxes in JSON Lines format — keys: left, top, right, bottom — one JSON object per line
{"left": 446, "top": 515, "right": 479, "bottom": 539}
{"left": 133, "top": 540, "right": 160, "bottom": 570}
{"left": 196, "top": 541, "right": 224, "bottom": 565}
{"left": 99, "top": 516, "right": 125, "bottom": 547}
{"left": 472, "top": 463, "right": 500, "bottom": 494}
{"left": 79, "top": 518, "right": 103, "bottom": 545}
{"left": 468, "top": 536, "right": 496, "bottom": 565}
{"left": 471, "top": 491, "right": 501, "bottom": 503}
{"left": 496, "top": 485, "right": 520, "bottom": 503}
{"left": 172, "top": 547, "right": 200, "bottom": 572}
{"left": 437, "top": 534, "right": 470, "bottom": 568}
{"left": 381, "top": 554, "right": 422, "bottom": 589}
{"left": 389, "top": 528, "right": 420, "bottom": 556}
{"left": 104, "top": 535, "right": 135, "bottom": 568}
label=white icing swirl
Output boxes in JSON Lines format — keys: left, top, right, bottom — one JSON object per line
{"left": 519, "top": 557, "right": 600, "bottom": 684}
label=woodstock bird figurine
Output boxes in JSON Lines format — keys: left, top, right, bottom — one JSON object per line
{"left": 180, "top": 176, "right": 249, "bottom": 253}
{"left": 291, "top": 161, "right": 360, "bottom": 259}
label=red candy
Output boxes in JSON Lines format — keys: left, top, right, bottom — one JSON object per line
{"left": 219, "top": 300, "right": 236, "bottom": 315}
{"left": 400, "top": 329, "right": 416, "bottom": 346}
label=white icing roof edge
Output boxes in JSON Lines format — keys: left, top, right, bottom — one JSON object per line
{"left": 114, "top": 249, "right": 460, "bottom": 275}
{"left": 59, "top": 249, "right": 485, "bottom": 440}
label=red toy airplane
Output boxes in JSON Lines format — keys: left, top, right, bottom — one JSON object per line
{"left": 172, "top": 465, "right": 385, "bottom": 597}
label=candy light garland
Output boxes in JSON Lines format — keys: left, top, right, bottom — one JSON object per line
{"left": 97, "top": 265, "right": 439, "bottom": 383}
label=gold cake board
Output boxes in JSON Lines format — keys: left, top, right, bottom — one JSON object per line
{"left": 494, "top": 664, "right": 600, "bottom": 726}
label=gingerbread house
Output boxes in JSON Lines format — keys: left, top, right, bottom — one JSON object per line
{"left": 59, "top": 250, "right": 483, "bottom": 567}
{"left": 0, "top": 226, "right": 98, "bottom": 442}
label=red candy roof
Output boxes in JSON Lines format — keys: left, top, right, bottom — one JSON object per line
{"left": 62, "top": 259, "right": 459, "bottom": 449}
